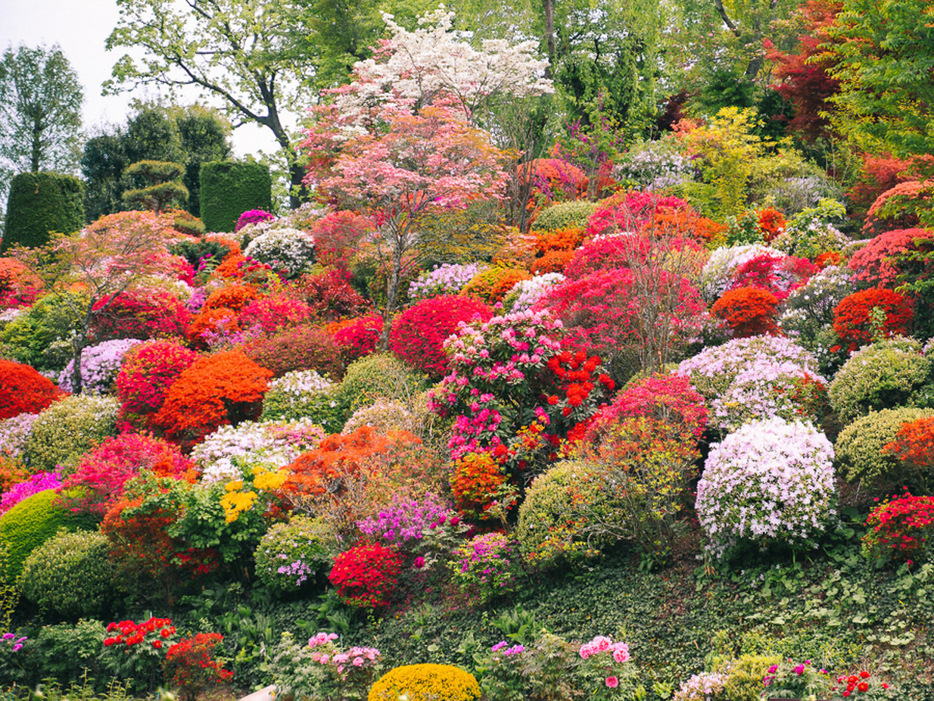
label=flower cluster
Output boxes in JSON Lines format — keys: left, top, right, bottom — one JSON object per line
{"left": 116, "top": 340, "right": 198, "bottom": 424}
{"left": 243, "top": 228, "right": 317, "bottom": 278}
{"left": 711, "top": 286, "right": 780, "bottom": 337}
{"left": 831, "top": 670, "right": 894, "bottom": 698}
{"left": 848, "top": 227, "right": 934, "bottom": 288}
{"left": 503, "top": 273, "right": 566, "bottom": 312}
{"left": 91, "top": 288, "right": 191, "bottom": 342}
{"left": 357, "top": 493, "right": 457, "bottom": 548}
{"left": 762, "top": 659, "right": 832, "bottom": 698}
{"left": 104, "top": 616, "right": 177, "bottom": 650}
{"left": 833, "top": 288, "right": 913, "bottom": 351}
{"left": 0, "top": 412, "right": 39, "bottom": 457}
{"left": 328, "top": 542, "right": 403, "bottom": 609}
{"left": 862, "top": 494, "right": 934, "bottom": 563}
{"left": 729, "top": 253, "right": 816, "bottom": 301}
{"left": 577, "top": 635, "right": 636, "bottom": 698}
{"left": 58, "top": 338, "right": 143, "bottom": 394}
{"left": 701, "top": 244, "right": 785, "bottom": 302}
{"left": 408, "top": 263, "right": 487, "bottom": 300}
{"left": 0, "top": 361, "right": 65, "bottom": 421}
{"left": 773, "top": 221, "right": 850, "bottom": 261}
{"left": 0, "top": 632, "right": 26, "bottom": 653}
{"left": 235, "top": 209, "right": 276, "bottom": 232}
{"left": 331, "top": 314, "right": 383, "bottom": 363}
{"left": 491, "top": 641, "right": 525, "bottom": 656}
{"left": 696, "top": 417, "right": 837, "bottom": 557}
{"left": 672, "top": 671, "right": 728, "bottom": 701}
{"left": 615, "top": 140, "right": 692, "bottom": 190}
{"left": 308, "top": 633, "right": 380, "bottom": 676}
{"left": 0, "top": 471, "right": 60, "bottom": 516}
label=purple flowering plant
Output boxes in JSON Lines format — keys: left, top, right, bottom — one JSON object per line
{"left": 762, "top": 658, "right": 833, "bottom": 699}
{"left": 0, "top": 471, "right": 61, "bottom": 516}
{"left": 408, "top": 263, "right": 487, "bottom": 301}
{"left": 269, "top": 631, "right": 382, "bottom": 701}
{"left": 450, "top": 532, "right": 524, "bottom": 603}
{"left": 59, "top": 339, "right": 142, "bottom": 394}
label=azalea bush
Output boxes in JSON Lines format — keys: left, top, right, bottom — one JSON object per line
{"left": 297, "top": 269, "right": 371, "bottom": 322}
{"left": 90, "top": 288, "right": 191, "bottom": 342}
{"left": 260, "top": 370, "right": 343, "bottom": 431}
{"left": 243, "top": 227, "right": 316, "bottom": 278}
{"left": 24, "top": 395, "right": 119, "bottom": 475}
{"left": 883, "top": 416, "right": 934, "bottom": 490}
{"left": 116, "top": 339, "right": 198, "bottom": 427}
{"left": 163, "top": 633, "right": 233, "bottom": 701}
{"left": 832, "top": 288, "right": 914, "bottom": 352}
{"left": 862, "top": 494, "right": 934, "bottom": 565}
{"left": 244, "top": 325, "right": 343, "bottom": 379}
{"left": 330, "top": 314, "right": 383, "bottom": 364}
{"left": 700, "top": 244, "right": 786, "bottom": 302}
{"left": 328, "top": 542, "right": 403, "bottom": 609}
{"left": 58, "top": 338, "right": 142, "bottom": 394}
{"left": 0, "top": 471, "right": 61, "bottom": 516}
{"left": 0, "top": 360, "right": 65, "bottom": 420}
{"left": 696, "top": 417, "right": 837, "bottom": 557}
{"left": 710, "top": 286, "right": 780, "bottom": 337}
{"left": 254, "top": 516, "right": 337, "bottom": 594}
{"left": 101, "top": 616, "right": 178, "bottom": 691}
{"left": 848, "top": 228, "right": 934, "bottom": 288}
{"left": 450, "top": 532, "right": 523, "bottom": 603}
{"left": 408, "top": 263, "right": 487, "bottom": 301}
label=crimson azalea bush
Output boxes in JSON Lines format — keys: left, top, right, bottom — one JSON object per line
{"left": 235, "top": 209, "right": 276, "bottom": 232}
{"left": 585, "top": 190, "right": 689, "bottom": 238}
{"left": 244, "top": 325, "right": 344, "bottom": 379}
{"left": 163, "top": 633, "right": 233, "bottom": 701}
{"left": 729, "top": 253, "right": 816, "bottom": 301}
{"left": 153, "top": 350, "right": 272, "bottom": 447}
{"left": 116, "top": 340, "right": 199, "bottom": 427}
{"left": 862, "top": 493, "right": 934, "bottom": 565}
{"left": 0, "top": 360, "right": 66, "bottom": 420}
{"left": 91, "top": 289, "right": 191, "bottom": 342}
{"left": 328, "top": 542, "right": 403, "bottom": 609}
{"left": 389, "top": 296, "right": 492, "bottom": 379}
{"left": 883, "top": 416, "right": 934, "bottom": 481}
{"left": 102, "top": 616, "right": 179, "bottom": 692}
{"left": 311, "top": 210, "right": 370, "bottom": 272}
{"left": 297, "top": 269, "right": 371, "bottom": 321}
{"left": 330, "top": 314, "right": 383, "bottom": 364}
{"left": 710, "top": 286, "right": 781, "bottom": 337}
{"left": 832, "top": 288, "right": 913, "bottom": 352}
{"left": 237, "top": 293, "right": 314, "bottom": 336}
{"left": 58, "top": 433, "right": 195, "bottom": 517}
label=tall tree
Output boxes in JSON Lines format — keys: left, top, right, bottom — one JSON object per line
{"left": 105, "top": 0, "right": 313, "bottom": 208}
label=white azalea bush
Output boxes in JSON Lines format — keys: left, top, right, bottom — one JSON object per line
{"left": 502, "top": 272, "right": 565, "bottom": 312}
{"left": 243, "top": 227, "right": 317, "bottom": 278}
{"left": 700, "top": 244, "right": 785, "bottom": 302}
{"left": 408, "top": 262, "right": 487, "bottom": 301}
{"left": 696, "top": 417, "right": 837, "bottom": 557}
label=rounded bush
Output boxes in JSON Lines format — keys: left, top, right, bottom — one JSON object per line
{"left": 24, "top": 396, "right": 120, "bottom": 475}
{"left": 450, "top": 532, "right": 522, "bottom": 603}
{"left": 408, "top": 263, "right": 487, "bottom": 301}
{"left": 696, "top": 417, "right": 837, "bottom": 557}
{"left": 461, "top": 266, "right": 531, "bottom": 305}
{"left": 244, "top": 325, "right": 343, "bottom": 380}
{"left": 0, "top": 291, "right": 84, "bottom": 373}
{"left": 828, "top": 338, "right": 932, "bottom": 426}
{"left": 835, "top": 408, "right": 934, "bottom": 491}
{"left": 342, "top": 398, "right": 420, "bottom": 436}
{"left": 330, "top": 314, "right": 382, "bottom": 364}
{"left": 710, "top": 286, "right": 780, "bottom": 337}
{"left": 328, "top": 542, "right": 403, "bottom": 609}
{"left": 90, "top": 288, "right": 191, "bottom": 342}
{"left": 260, "top": 370, "right": 344, "bottom": 434}
{"left": 389, "top": 296, "right": 492, "bottom": 379}
{"left": 58, "top": 338, "right": 142, "bottom": 394}
{"left": 368, "top": 664, "right": 481, "bottom": 701}
{"left": 20, "top": 529, "right": 116, "bottom": 618}
{"left": 0, "top": 489, "right": 74, "bottom": 579}
{"left": 832, "top": 287, "right": 913, "bottom": 352}
{"left": 243, "top": 228, "right": 316, "bottom": 278}
{"left": 253, "top": 516, "right": 337, "bottom": 594}
{"left": 116, "top": 339, "right": 199, "bottom": 423}
{"left": 533, "top": 200, "right": 598, "bottom": 232}
{"left": 337, "top": 354, "right": 429, "bottom": 415}
{"left": 0, "top": 471, "right": 61, "bottom": 516}
{"left": 516, "top": 459, "right": 615, "bottom": 569}
{"left": 0, "top": 360, "right": 66, "bottom": 420}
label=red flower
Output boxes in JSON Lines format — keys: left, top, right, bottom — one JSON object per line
{"left": 153, "top": 640, "right": 162, "bottom": 649}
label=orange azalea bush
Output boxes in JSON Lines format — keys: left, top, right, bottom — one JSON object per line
{"left": 711, "top": 287, "right": 781, "bottom": 337}
{"left": 832, "top": 288, "right": 913, "bottom": 351}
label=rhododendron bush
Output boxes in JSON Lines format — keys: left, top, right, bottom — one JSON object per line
{"left": 710, "top": 287, "right": 781, "bottom": 337}
{"left": 848, "top": 228, "right": 934, "bottom": 287}
{"left": 91, "top": 288, "right": 191, "bottom": 342}
{"left": 329, "top": 542, "right": 403, "bottom": 609}
{"left": 832, "top": 288, "right": 914, "bottom": 351}
{"left": 117, "top": 340, "right": 199, "bottom": 427}
{"left": 0, "top": 360, "right": 65, "bottom": 420}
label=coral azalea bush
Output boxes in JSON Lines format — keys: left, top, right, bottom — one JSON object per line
{"left": 0, "top": 360, "right": 65, "bottom": 420}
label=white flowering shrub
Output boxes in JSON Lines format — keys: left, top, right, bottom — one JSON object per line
{"left": 59, "top": 339, "right": 142, "bottom": 394}
{"left": 243, "top": 228, "right": 316, "bottom": 278}
{"left": 342, "top": 398, "right": 418, "bottom": 435}
{"left": 700, "top": 244, "right": 786, "bottom": 302}
{"left": 502, "top": 272, "right": 565, "bottom": 312}
{"left": 614, "top": 138, "right": 693, "bottom": 191}
{"left": 696, "top": 417, "right": 837, "bottom": 557}
{"left": 408, "top": 263, "right": 487, "bottom": 301}
{"left": 0, "top": 413, "right": 39, "bottom": 458}
{"left": 673, "top": 671, "right": 729, "bottom": 701}
{"left": 260, "top": 370, "right": 345, "bottom": 432}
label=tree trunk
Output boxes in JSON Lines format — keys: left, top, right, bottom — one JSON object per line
{"left": 379, "top": 243, "right": 403, "bottom": 350}
{"left": 70, "top": 334, "right": 85, "bottom": 395}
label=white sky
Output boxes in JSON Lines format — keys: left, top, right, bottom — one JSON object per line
{"left": 0, "top": 0, "right": 276, "bottom": 158}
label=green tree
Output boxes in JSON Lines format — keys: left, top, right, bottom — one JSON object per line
{"left": 171, "top": 104, "right": 231, "bottom": 216}
{"left": 122, "top": 160, "right": 189, "bottom": 213}
{"left": 105, "top": 0, "right": 315, "bottom": 208}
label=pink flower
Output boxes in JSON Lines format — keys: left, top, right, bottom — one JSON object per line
{"left": 606, "top": 676, "right": 619, "bottom": 688}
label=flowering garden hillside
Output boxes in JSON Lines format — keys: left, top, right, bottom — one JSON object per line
{"left": 2, "top": 5, "right": 934, "bottom": 701}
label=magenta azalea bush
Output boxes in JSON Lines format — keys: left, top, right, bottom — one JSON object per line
{"left": 0, "top": 471, "right": 61, "bottom": 515}
{"left": 696, "top": 417, "right": 837, "bottom": 557}
{"left": 450, "top": 532, "right": 523, "bottom": 602}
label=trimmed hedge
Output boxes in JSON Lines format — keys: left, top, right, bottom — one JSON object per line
{"left": 199, "top": 161, "right": 272, "bottom": 233}
{"left": 0, "top": 489, "right": 73, "bottom": 580}
{"left": 1, "top": 172, "right": 84, "bottom": 252}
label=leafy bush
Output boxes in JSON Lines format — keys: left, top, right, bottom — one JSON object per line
{"left": 389, "top": 296, "right": 492, "bottom": 379}
{"left": 337, "top": 354, "right": 429, "bottom": 415}
{"left": 369, "top": 663, "right": 481, "bottom": 701}
{"left": 24, "top": 395, "right": 119, "bottom": 475}
{"left": 696, "top": 417, "right": 837, "bottom": 557}
{"left": 533, "top": 201, "right": 598, "bottom": 232}
{"left": 0, "top": 257, "right": 43, "bottom": 309}
{"left": 237, "top": 293, "right": 314, "bottom": 336}
{"left": 0, "top": 489, "right": 74, "bottom": 579}
{"left": 450, "top": 532, "right": 523, "bottom": 603}
{"left": 835, "top": 408, "right": 934, "bottom": 491}
{"left": 296, "top": 269, "right": 372, "bottom": 322}
{"left": 244, "top": 325, "right": 343, "bottom": 380}
{"left": 199, "top": 160, "right": 272, "bottom": 233}
{"left": 91, "top": 288, "right": 191, "bottom": 342}
{"left": 502, "top": 273, "right": 566, "bottom": 313}
{"left": 450, "top": 451, "right": 511, "bottom": 520}
{"left": 1, "top": 172, "right": 84, "bottom": 251}
{"left": 20, "top": 529, "right": 117, "bottom": 619}
{"left": 862, "top": 494, "right": 934, "bottom": 565}
{"left": 253, "top": 516, "right": 337, "bottom": 594}
{"left": 270, "top": 631, "right": 382, "bottom": 701}
{"left": 153, "top": 350, "right": 272, "bottom": 447}
{"left": 0, "top": 360, "right": 65, "bottom": 420}
{"left": 883, "top": 416, "right": 934, "bottom": 490}
{"left": 116, "top": 339, "right": 198, "bottom": 425}
{"left": 342, "top": 398, "right": 421, "bottom": 436}
{"left": 329, "top": 542, "right": 403, "bottom": 609}
{"left": 828, "top": 338, "right": 932, "bottom": 425}
{"left": 260, "top": 370, "right": 344, "bottom": 432}
{"left": 0, "top": 292, "right": 84, "bottom": 373}
{"left": 58, "top": 338, "right": 142, "bottom": 394}
{"left": 832, "top": 288, "right": 914, "bottom": 352}
{"left": 163, "top": 633, "right": 233, "bottom": 701}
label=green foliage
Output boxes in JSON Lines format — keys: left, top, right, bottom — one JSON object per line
{"left": 718, "top": 654, "right": 782, "bottom": 701}
{"left": 828, "top": 338, "right": 933, "bottom": 426}
{"left": 253, "top": 516, "right": 338, "bottom": 595}
{"left": 0, "top": 291, "right": 84, "bottom": 373}
{"left": 23, "top": 395, "right": 120, "bottom": 475}
{"left": 1, "top": 171, "right": 84, "bottom": 251}
{"left": 200, "top": 160, "right": 272, "bottom": 233}
{"left": 121, "top": 159, "right": 188, "bottom": 214}
{"left": 337, "top": 353, "right": 430, "bottom": 415}
{"left": 20, "top": 529, "right": 118, "bottom": 619}
{"left": 0, "top": 489, "right": 73, "bottom": 580}
{"left": 835, "top": 407, "right": 934, "bottom": 492}
{"left": 532, "top": 201, "right": 598, "bottom": 232}
{"left": 260, "top": 384, "right": 346, "bottom": 435}
{"left": 28, "top": 619, "right": 112, "bottom": 687}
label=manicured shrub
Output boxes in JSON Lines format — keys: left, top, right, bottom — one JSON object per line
{"left": 711, "top": 286, "right": 781, "bottom": 337}
{"left": 329, "top": 542, "right": 403, "bottom": 609}
{"left": 389, "top": 296, "right": 492, "bottom": 379}
{"left": 0, "top": 489, "right": 75, "bottom": 579}
{"left": 862, "top": 494, "right": 934, "bottom": 564}
{"left": 828, "top": 338, "right": 932, "bottom": 425}
{"left": 20, "top": 530, "right": 116, "bottom": 618}
{"left": 696, "top": 417, "right": 837, "bottom": 557}
{"left": 0, "top": 360, "right": 65, "bottom": 420}
{"left": 1, "top": 172, "right": 84, "bottom": 252}
{"left": 153, "top": 350, "right": 272, "bottom": 447}
{"left": 337, "top": 354, "right": 429, "bottom": 415}
{"left": 91, "top": 288, "right": 191, "bottom": 342}
{"left": 58, "top": 338, "right": 142, "bottom": 394}
{"left": 832, "top": 288, "right": 914, "bottom": 352}
{"left": 24, "top": 395, "right": 120, "bottom": 475}
{"left": 116, "top": 339, "right": 199, "bottom": 424}
{"left": 260, "top": 369, "right": 342, "bottom": 426}
{"left": 253, "top": 516, "right": 337, "bottom": 594}
{"left": 369, "top": 664, "right": 480, "bottom": 701}
{"left": 503, "top": 272, "right": 566, "bottom": 312}
{"left": 58, "top": 433, "right": 194, "bottom": 517}
{"left": 533, "top": 200, "right": 598, "bottom": 231}
{"left": 245, "top": 325, "right": 343, "bottom": 380}
{"left": 200, "top": 160, "right": 272, "bottom": 233}
{"left": 329, "top": 314, "right": 382, "bottom": 363}
{"left": 835, "top": 408, "right": 934, "bottom": 492}
{"left": 516, "top": 459, "right": 614, "bottom": 569}
{"left": 0, "top": 413, "right": 39, "bottom": 462}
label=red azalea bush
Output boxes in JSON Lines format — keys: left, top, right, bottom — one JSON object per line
{"left": 587, "top": 373, "right": 708, "bottom": 442}
{"left": 91, "top": 289, "right": 191, "bottom": 342}
{"left": 832, "top": 288, "right": 913, "bottom": 351}
{"left": 59, "top": 433, "right": 195, "bottom": 517}
{"left": 0, "top": 360, "right": 66, "bottom": 420}
{"left": 389, "top": 296, "right": 493, "bottom": 379}
{"left": 863, "top": 181, "right": 929, "bottom": 235}
{"left": 730, "top": 253, "right": 816, "bottom": 301}
{"left": 883, "top": 416, "right": 934, "bottom": 475}
{"left": 244, "top": 325, "right": 343, "bottom": 379}
{"left": 311, "top": 211, "right": 370, "bottom": 271}
{"left": 163, "top": 633, "right": 233, "bottom": 701}
{"left": 103, "top": 616, "right": 177, "bottom": 650}
{"left": 330, "top": 314, "right": 383, "bottom": 364}
{"left": 757, "top": 208, "right": 786, "bottom": 242}
{"left": 328, "top": 542, "right": 403, "bottom": 609}
{"left": 0, "top": 258, "right": 43, "bottom": 308}
{"left": 116, "top": 340, "right": 199, "bottom": 424}
{"left": 237, "top": 293, "right": 313, "bottom": 336}
{"left": 296, "top": 269, "right": 371, "bottom": 321}
{"left": 585, "top": 190, "right": 689, "bottom": 238}
{"left": 153, "top": 350, "right": 272, "bottom": 447}
{"left": 563, "top": 233, "right": 702, "bottom": 280}
{"left": 862, "top": 494, "right": 934, "bottom": 563}
{"left": 202, "top": 284, "right": 260, "bottom": 313}
{"left": 102, "top": 615, "right": 180, "bottom": 692}
{"left": 848, "top": 228, "right": 934, "bottom": 287}
{"left": 711, "top": 286, "right": 781, "bottom": 337}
